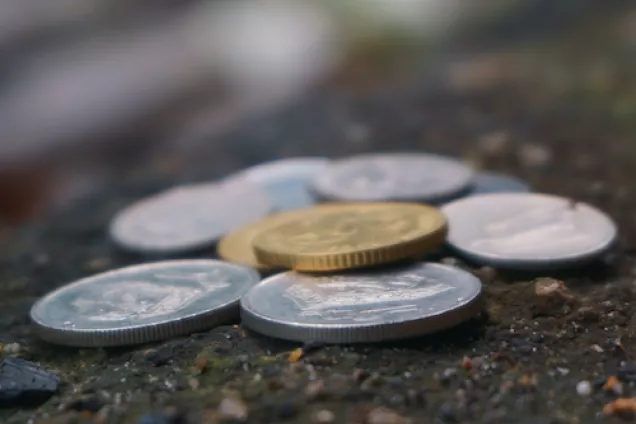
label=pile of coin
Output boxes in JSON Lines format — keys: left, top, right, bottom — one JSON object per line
{"left": 30, "top": 153, "right": 618, "bottom": 347}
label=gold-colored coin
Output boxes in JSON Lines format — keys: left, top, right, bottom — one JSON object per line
{"left": 252, "top": 202, "right": 447, "bottom": 271}
{"left": 217, "top": 209, "right": 312, "bottom": 272}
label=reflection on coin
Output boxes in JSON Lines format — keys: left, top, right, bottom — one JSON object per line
{"left": 253, "top": 203, "right": 447, "bottom": 271}
{"left": 30, "top": 260, "right": 260, "bottom": 347}
{"left": 442, "top": 193, "right": 618, "bottom": 270}
{"left": 240, "top": 262, "right": 483, "bottom": 343}
{"left": 311, "top": 153, "right": 474, "bottom": 203}
{"left": 224, "top": 157, "right": 329, "bottom": 211}
{"left": 217, "top": 209, "right": 312, "bottom": 272}
{"left": 468, "top": 172, "right": 530, "bottom": 195}
{"left": 109, "top": 181, "right": 272, "bottom": 254}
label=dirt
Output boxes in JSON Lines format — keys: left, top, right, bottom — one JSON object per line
{"left": 4, "top": 3, "right": 636, "bottom": 424}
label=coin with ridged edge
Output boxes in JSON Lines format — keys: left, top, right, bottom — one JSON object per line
{"left": 311, "top": 153, "right": 474, "bottom": 203}
{"left": 30, "top": 260, "right": 260, "bottom": 347}
{"left": 217, "top": 209, "right": 314, "bottom": 272}
{"left": 442, "top": 193, "right": 618, "bottom": 270}
{"left": 240, "top": 262, "right": 483, "bottom": 343}
{"left": 252, "top": 203, "right": 447, "bottom": 271}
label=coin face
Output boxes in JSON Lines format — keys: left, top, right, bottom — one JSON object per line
{"left": 30, "top": 260, "right": 260, "bottom": 347}
{"left": 468, "top": 172, "right": 530, "bottom": 195}
{"left": 252, "top": 203, "right": 447, "bottom": 271}
{"left": 442, "top": 193, "right": 618, "bottom": 269}
{"left": 224, "top": 157, "right": 329, "bottom": 211}
{"left": 311, "top": 153, "right": 474, "bottom": 203}
{"left": 217, "top": 209, "right": 311, "bottom": 272}
{"left": 240, "top": 262, "right": 483, "bottom": 343}
{"left": 109, "top": 180, "right": 272, "bottom": 254}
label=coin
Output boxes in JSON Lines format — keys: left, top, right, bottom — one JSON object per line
{"left": 441, "top": 193, "right": 618, "bottom": 270}
{"left": 468, "top": 172, "right": 530, "bottom": 195}
{"left": 109, "top": 180, "right": 272, "bottom": 254}
{"left": 224, "top": 157, "right": 329, "bottom": 211}
{"left": 217, "top": 209, "right": 311, "bottom": 272}
{"left": 252, "top": 203, "right": 447, "bottom": 271}
{"left": 311, "top": 153, "right": 474, "bottom": 203}
{"left": 30, "top": 260, "right": 260, "bottom": 347}
{"left": 240, "top": 262, "right": 483, "bottom": 343}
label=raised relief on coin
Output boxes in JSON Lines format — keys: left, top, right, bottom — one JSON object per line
{"left": 282, "top": 274, "right": 455, "bottom": 322}
{"left": 264, "top": 209, "right": 426, "bottom": 254}
{"left": 70, "top": 269, "right": 232, "bottom": 322}
{"left": 469, "top": 203, "right": 591, "bottom": 255}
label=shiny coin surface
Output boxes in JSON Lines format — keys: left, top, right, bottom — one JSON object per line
{"left": 217, "top": 209, "right": 311, "bottom": 272}
{"left": 109, "top": 181, "right": 272, "bottom": 254}
{"left": 442, "top": 193, "right": 618, "bottom": 270}
{"left": 311, "top": 153, "right": 474, "bottom": 203}
{"left": 252, "top": 203, "right": 447, "bottom": 271}
{"left": 30, "top": 260, "right": 260, "bottom": 347}
{"left": 468, "top": 172, "right": 530, "bottom": 195}
{"left": 224, "top": 157, "right": 329, "bottom": 211}
{"left": 240, "top": 262, "right": 483, "bottom": 343}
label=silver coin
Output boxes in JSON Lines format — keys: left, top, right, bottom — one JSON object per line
{"left": 224, "top": 157, "right": 329, "bottom": 211}
{"left": 30, "top": 260, "right": 260, "bottom": 347}
{"left": 109, "top": 180, "right": 273, "bottom": 254}
{"left": 468, "top": 172, "right": 530, "bottom": 195}
{"left": 310, "top": 153, "right": 474, "bottom": 203}
{"left": 442, "top": 193, "right": 618, "bottom": 270}
{"left": 240, "top": 262, "right": 483, "bottom": 343}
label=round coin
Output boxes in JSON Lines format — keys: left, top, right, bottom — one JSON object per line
{"left": 217, "top": 209, "right": 313, "bottom": 272}
{"left": 224, "top": 157, "right": 329, "bottom": 211}
{"left": 252, "top": 202, "right": 447, "bottom": 271}
{"left": 468, "top": 172, "right": 530, "bottom": 195}
{"left": 240, "top": 262, "right": 483, "bottom": 343}
{"left": 311, "top": 153, "right": 474, "bottom": 203}
{"left": 109, "top": 180, "right": 272, "bottom": 254}
{"left": 442, "top": 193, "right": 618, "bottom": 270}
{"left": 30, "top": 260, "right": 260, "bottom": 347}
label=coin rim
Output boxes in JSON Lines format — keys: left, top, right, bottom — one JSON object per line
{"left": 441, "top": 192, "right": 618, "bottom": 269}
{"left": 252, "top": 202, "right": 448, "bottom": 271}
{"left": 240, "top": 262, "right": 483, "bottom": 343}
{"left": 30, "top": 259, "right": 260, "bottom": 347}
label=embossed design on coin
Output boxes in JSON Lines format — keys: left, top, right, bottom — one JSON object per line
{"left": 442, "top": 193, "right": 618, "bottom": 270}
{"left": 109, "top": 181, "right": 272, "bottom": 254}
{"left": 30, "top": 260, "right": 260, "bottom": 347}
{"left": 223, "top": 157, "right": 329, "bottom": 211}
{"left": 240, "top": 262, "right": 483, "bottom": 343}
{"left": 252, "top": 203, "right": 447, "bottom": 271}
{"left": 311, "top": 153, "right": 474, "bottom": 203}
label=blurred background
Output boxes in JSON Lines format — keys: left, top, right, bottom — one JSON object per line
{"left": 0, "top": 0, "right": 634, "bottom": 225}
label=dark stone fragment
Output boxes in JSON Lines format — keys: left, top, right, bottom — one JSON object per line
{"left": 276, "top": 402, "right": 299, "bottom": 419}
{"left": 138, "top": 414, "right": 170, "bottom": 424}
{"left": 66, "top": 395, "right": 103, "bottom": 413}
{"left": 439, "top": 402, "right": 458, "bottom": 423}
{"left": 618, "top": 363, "right": 636, "bottom": 382}
{"left": 0, "top": 357, "right": 59, "bottom": 407}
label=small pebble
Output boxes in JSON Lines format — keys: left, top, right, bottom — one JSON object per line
{"left": 367, "top": 406, "right": 408, "bottom": 424}
{"left": 218, "top": 397, "right": 248, "bottom": 422}
{"left": 314, "top": 409, "right": 335, "bottom": 423}
{"left": 576, "top": 380, "right": 592, "bottom": 397}
{"left": 3, "top": 342, "right": 21, "bottom": 355}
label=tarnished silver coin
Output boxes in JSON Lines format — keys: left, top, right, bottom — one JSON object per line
{"left": 240, "top": 262, "right": 483, "bottom": 343}
{"left": 442, "top": 193, "right": 618, "bottom": 270}
{"left": 310, "top": 153, "right": 474, "bottom": 203}
{"left": 224, "top": 157, "right": 329, "bottom": 211}
{"left": 30, "top": 260, "right": 260, "bottom": 347}
{"left": 109, "top": 180, "right": 272, "bottom": 254}
{"left": 468, "top": 172, "right": 530, "bottom": 195}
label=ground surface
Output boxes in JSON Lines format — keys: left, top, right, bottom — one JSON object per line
{"left": 4, "top": 3, "right": 636, "bottom": 424}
